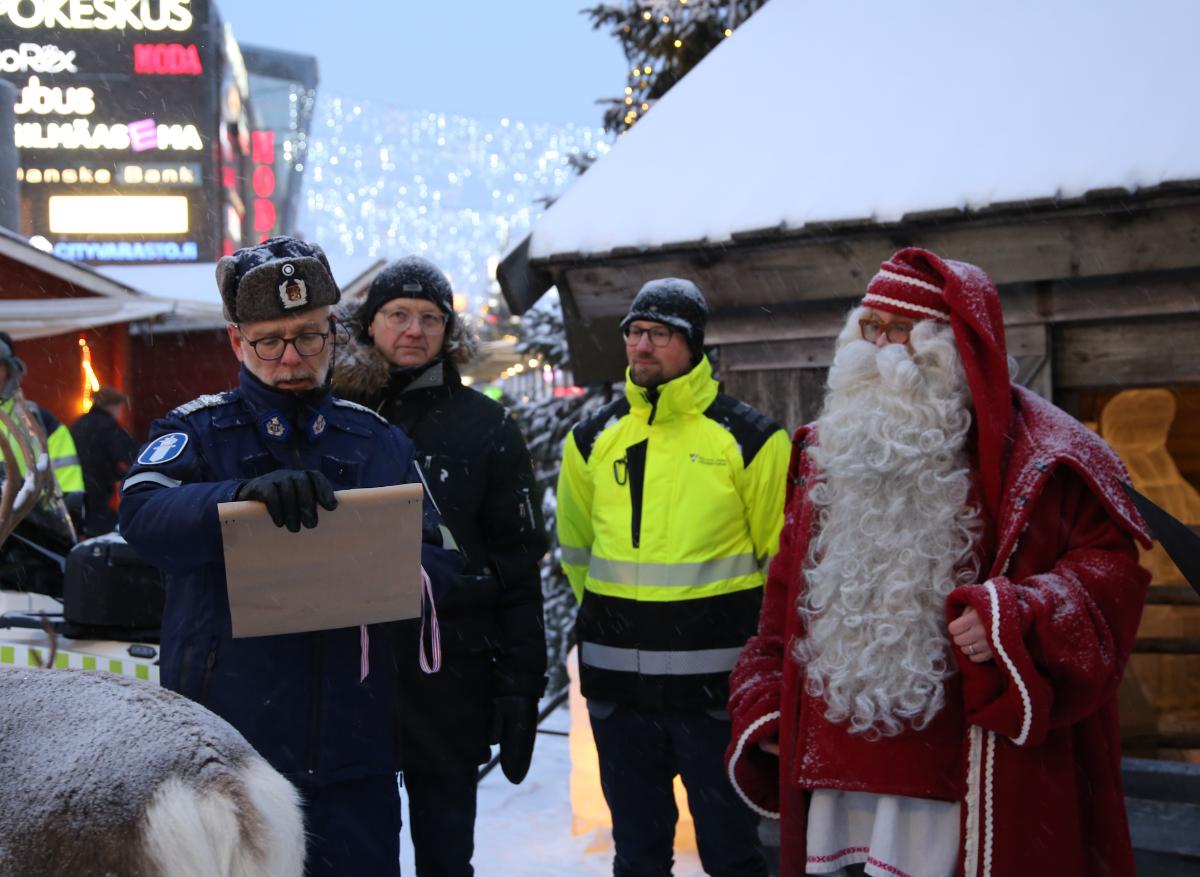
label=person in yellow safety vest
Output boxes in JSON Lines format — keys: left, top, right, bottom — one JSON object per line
{"left": 0, "top": 332, "right": 85, "bottom": 500}
{"left": 556, "top": 278, "right": 790, "bottom": 877}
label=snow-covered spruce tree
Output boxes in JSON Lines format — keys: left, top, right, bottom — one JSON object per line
{"left": 582, "top": 0, "right": 767, "bottom": 133}
{"left": 510, "top": 296, "right": 616, "bottom": 695}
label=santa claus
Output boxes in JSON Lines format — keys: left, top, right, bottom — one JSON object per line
{"left": 725, "top": 248, "right": 1151, "bottom": 877}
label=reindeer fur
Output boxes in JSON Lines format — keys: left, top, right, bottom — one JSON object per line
{"left": 0, "top": 668, "right": 304, "bottom": 876}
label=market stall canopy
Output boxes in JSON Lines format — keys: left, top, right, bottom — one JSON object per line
{"left": 500, "top": 0, "right": 1200, "bottom": 314}
{"left": 0, "top": 227, "right": 177, "bottom": 339}
{"left": 0, "top": 297, "right": 175, "bottom": 340}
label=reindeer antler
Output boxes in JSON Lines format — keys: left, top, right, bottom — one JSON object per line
{"left": 0, "top": 425, "right": 23, "bottom": 547}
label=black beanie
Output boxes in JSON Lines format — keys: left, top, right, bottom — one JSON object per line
{"left": 619, "top": 277, "right": 709, "bottom": 362}
{"left": 359, "top": 256, "right": 454, "bottom": 341}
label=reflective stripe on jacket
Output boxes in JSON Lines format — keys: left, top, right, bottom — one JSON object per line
{"left": 1, "top": 398, "right": 84, "bottom": 494}
{"left": 556, "top": 356, "right": 789, "bottom": 710}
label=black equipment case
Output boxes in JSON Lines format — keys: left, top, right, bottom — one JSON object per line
{"left": 62, "top": 534, "right": 164, "bottom": 641}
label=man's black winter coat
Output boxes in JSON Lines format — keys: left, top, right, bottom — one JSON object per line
{"left": 70, "top": 405, "right": 136, "bottom": 537}
{"left": 335, "top": 347, "right": 548, "bottom": 773}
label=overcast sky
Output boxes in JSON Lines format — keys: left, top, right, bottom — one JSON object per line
{"left": 220, "top": 1, "right": 630, "bottom": 125}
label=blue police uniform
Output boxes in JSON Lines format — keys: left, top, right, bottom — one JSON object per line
{"left": 120, "top": 365, "right": 459, "bottom": 876}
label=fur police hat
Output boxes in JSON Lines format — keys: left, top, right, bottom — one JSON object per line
{"left": 216, "top": 236, "right": 339, "bottom": 324}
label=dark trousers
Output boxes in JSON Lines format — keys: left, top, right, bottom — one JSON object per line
{"left": 301, "top": 774, "right": 401, "bottom": 877}
{"left": 403, "top": 769, "right": 478, "bottom": 877}
{"left": 589, "top": 703, "right": 769, "bottom": 877}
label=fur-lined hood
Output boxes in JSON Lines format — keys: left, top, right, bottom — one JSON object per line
{"left": 331, "top": 301, "right": 478, "bottom": 403}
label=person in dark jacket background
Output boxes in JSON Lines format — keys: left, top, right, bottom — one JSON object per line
{"left": 334, "top": 255, "right": 547, "bottom": 877}
{"left": 121, "top": 237, "right": 462, "bottom": 877}
{"left": 70, "top": 386, "right": 137, "bottom": 537}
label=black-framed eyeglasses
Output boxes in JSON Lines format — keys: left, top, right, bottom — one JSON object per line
{"left": 623, "top": 325, "right": 674, "bottom": 347}
{"left": 239, "top": 327, "right": 332, "bottom": 361}
{"left": 379, "top": 308, "right": 448, "bottom": 335}
{"left": 859, "top": 318, "right": 915, "bottom": 345}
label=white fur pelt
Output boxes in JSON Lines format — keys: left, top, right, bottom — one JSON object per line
{"left": 794, "top": 308, "right": 983, "bottom": 738}
{"left": 0, "top": 668, "right": 304, "bottom": 877}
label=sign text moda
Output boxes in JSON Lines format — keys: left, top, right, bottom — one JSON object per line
{"left": 0, "top": 0, "right": 193, "bottom": 31}
{"left": 133, "top": 42, "right": 202, "bottom": 75}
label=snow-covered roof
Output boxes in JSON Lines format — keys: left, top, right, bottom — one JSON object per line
{"left": 525, "top": 0, "right": 1200, "bottom": 261}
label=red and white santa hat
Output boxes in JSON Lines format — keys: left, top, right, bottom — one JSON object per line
{"left": 862, "top": 252, "right": 952, "bottom": 322}
{"left": 863, "top": 248, "right": 1013, "bottom": 520}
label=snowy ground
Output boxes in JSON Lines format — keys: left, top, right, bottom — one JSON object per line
{"left": 398, "top": 701, "right": 707, "bottom": 877}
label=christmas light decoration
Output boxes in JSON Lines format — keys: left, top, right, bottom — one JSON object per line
{"left": 78, "top": 336, "right": 100, "bottom": 414}
{"left": 588, "top": 1, "right": 766, "bottom": 133}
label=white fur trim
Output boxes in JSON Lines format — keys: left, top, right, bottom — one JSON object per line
{"left": 861, "top": 293, "right": 949, "bottom": 320}
{"left": 331, "top": 396, "right": 389, "bottom": 424}
{"left": 726, "top": 710, "right": 782, "bottom": 819}
{"left": 963, "top": 724, "right": 982, "bottom": 877}
{"left": 983, "top": 730, "right": 996, "bottom": 877}
{"left": 984, "top": 580, "right": 1033, "bottom": 746}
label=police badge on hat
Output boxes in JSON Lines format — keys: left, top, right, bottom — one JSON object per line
{"left": 278, "top": 262, "right": 308, "bottom": 310}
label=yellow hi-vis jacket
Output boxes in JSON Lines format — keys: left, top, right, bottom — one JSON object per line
{"left": 0, "top": 397, "right": 84, "bottom": 495}
{"left": 556, "top": 356, "right": 789, "bottom": 710}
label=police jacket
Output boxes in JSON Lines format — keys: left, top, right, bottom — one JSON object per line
{"left": 333, "top": 350, "right": 547, "bottom": 771}
{"left": 556, "top": 356, "right": 790, "bottom": 711}
{"left": 119, "top": 366, "right": 460, "bottom": 787}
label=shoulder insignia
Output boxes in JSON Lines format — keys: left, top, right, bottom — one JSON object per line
{"left": 170, "top": 392, "right": 236, "bottom": 418}
{"left": 136, "top": 432, "right": 189, "bottom": 465}
{"left": 332, "top": 397, "right": 389, "bottom": 425}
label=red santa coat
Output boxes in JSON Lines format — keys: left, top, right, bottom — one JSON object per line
{"left": 726, "top": 385, "right": 1151, "bottom": 877}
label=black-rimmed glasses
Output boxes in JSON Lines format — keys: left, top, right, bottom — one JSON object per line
{"left": 240, "top": 327, "right": 331, "bottom": 361}
{"left": 623, "top": 325, "right": 674, "bottom": 347}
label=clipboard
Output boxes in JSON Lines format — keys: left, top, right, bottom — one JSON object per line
{"left": 218, "top": 482, "right": 424, "bottom": 638}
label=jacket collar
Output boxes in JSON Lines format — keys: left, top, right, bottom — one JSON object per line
{"left": 624, "top": 355, "right": 718, "bottom": 423}
{"left": 236, "top": 364, "right": 336, "bottom": 446}
{"left": 386, "top": 358, "right": 461, "bottom": 397}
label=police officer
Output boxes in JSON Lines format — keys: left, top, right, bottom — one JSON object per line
{"left": 120, "top": 236, "right": 460, "bottom": 877}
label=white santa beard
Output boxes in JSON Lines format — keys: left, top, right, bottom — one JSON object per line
{"left": 795, "top": 316, "right": 983, "bottom": 738}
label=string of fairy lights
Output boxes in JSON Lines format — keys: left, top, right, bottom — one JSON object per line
{"left": 299, "top": 97, "right": 610, "bottom": 325}
{"left": 618, "top": 0, "right": 747, "bottom": 130}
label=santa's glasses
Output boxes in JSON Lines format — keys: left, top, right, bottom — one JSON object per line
{"left": 859, "top": 318, "right": 915, "bottom": 345}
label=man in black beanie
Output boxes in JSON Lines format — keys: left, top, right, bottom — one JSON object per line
{"left": 334, "top": 255, "right": 547, "bottom": 877}
{"left": 120, "top": 236, "right": 462, "bottom": 877}
{"left": 557, "top": 277, "right": 789, "bottom": 877}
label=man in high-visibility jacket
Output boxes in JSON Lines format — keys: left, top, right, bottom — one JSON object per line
{"left": 0, "top": 332, "right": 84, "bottom": 498}
{"left": 557, "top": 278, "right": 789, "bottom": 877}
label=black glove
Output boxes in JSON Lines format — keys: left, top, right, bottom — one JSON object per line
{"left": 235, "top": 469, "right": 337, "bottom": 533}
{"left": 490, "top": 695, "right": 538, "bottom": 785}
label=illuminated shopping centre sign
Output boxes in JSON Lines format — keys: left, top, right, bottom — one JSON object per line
{"left": 0, "top": 0, "right": 194, "bottom": 32}
{"left": 0, "top": 0, "right": 221, "bottom": 262}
